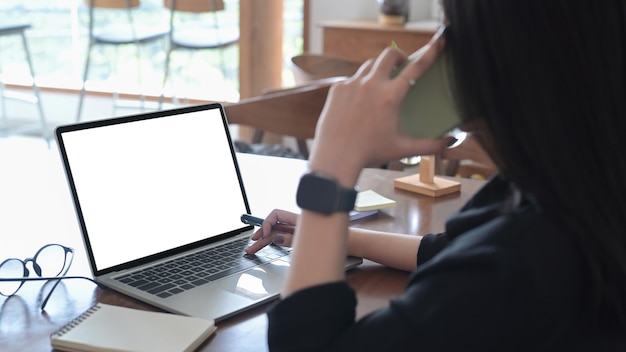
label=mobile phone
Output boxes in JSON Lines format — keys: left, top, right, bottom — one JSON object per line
{"left": 394, "top": 48, "right": 460, "bottom": 139}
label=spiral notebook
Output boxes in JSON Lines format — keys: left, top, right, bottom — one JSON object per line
{"left": 50, "top": 303, "right": 216, "bottom": 352}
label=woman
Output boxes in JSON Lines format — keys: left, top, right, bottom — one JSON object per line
{"left": 247, "top": 1, "right": 626, "bottom": 350}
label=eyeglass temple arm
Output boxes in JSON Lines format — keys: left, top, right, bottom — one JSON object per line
{"left": 41, "top": 276, "right": 101, "bottom": 311}
{"left": 0, "top": 276, "right": 97, "bottom": 282}
{"left": 0, "top": 276, "right": 100, "bottom": 310}
{"left": 38, "top": 244, "right": 78, "bottom": 310}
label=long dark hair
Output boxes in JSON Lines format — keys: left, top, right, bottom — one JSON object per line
{"left": 442, "top": 0, "right": 626, "bottom": 327}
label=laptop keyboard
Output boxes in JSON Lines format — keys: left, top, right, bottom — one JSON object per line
{"left": 115, "top": 237, "right": 290, "bottom": 298}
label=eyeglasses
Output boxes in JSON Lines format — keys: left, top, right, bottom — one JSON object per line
{"left": 0, "top": 243, "right": 97, "bottom": 310}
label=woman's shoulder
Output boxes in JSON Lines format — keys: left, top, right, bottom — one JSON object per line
{"left": 408, "top": 184, "right": 591, "bottom": 349}
{"left": 443, "top": 174, "right": 573, "bottom": 261}
{"left": 430, "top": 177, "right": 581, "bottom": 286}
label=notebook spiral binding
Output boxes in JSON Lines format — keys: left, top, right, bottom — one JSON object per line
{"left": 51, "top": 304, "right": 102, "bottom": 337}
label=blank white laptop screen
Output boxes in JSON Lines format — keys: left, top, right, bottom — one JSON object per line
{"left": 59, "top": 107, "right": 249, "bottom": 271}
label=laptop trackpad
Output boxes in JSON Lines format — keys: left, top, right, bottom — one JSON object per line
{"left": 228, "top": 260, "right": 290, "bottom": 299}
{"left": 171, "top": 284, "right": 257, "bottom": 320}
{"left": 169, "top": 260, "right": 290, "bottom": 319}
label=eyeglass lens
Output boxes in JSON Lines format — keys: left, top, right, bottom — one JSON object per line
{"left": 0, "top": 259, "right": 27, "bottom": 296}
{"left": 0, "top": 244, "right": 71, "bottom": 296}
{"left": 33, "top": 244, "right": 70, "bottom": 277}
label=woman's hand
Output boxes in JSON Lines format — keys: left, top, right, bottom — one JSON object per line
{"left": 245, "top": 209, "right": 298, "bottom": 255}
{"left": 308, "top": 28, "right": 453, "bottom": 186}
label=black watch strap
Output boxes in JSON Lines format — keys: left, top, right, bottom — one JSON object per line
{"left": 296, "top": 172, "right": 357, "bottom": 215}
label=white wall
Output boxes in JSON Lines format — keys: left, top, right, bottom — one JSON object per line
{"left": 308, "top": 0, "right": 436, "bottom": 53}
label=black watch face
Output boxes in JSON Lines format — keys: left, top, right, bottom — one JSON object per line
{"left": 296, "top": 174, "right": 338, "bottom": 214}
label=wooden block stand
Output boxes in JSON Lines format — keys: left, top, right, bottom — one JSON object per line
{"left": 394, "top": 155, "right": 461, "bottom": 197}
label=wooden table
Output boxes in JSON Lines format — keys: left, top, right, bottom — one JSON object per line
{"left": 0, "top": 138, "right": 484, "bottom": 352}
{"left": 320, "top": 19, "right": 439, "bottom": 63}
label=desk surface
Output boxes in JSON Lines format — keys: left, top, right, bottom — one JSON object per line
{"left": 0, "top": 137, "right": 484, "bottom": 352}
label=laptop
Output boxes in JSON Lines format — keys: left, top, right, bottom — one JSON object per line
{"left": 55, "top": 103, "right": 362, "bottom": 322}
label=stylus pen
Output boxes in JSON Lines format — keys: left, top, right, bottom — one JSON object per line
{"left": 241, "top": 214, "right": 296, "bottom": 234}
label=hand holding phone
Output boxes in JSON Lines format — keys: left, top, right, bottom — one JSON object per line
{"left": 393, "top": 47, "right": 460, "bottom": 139}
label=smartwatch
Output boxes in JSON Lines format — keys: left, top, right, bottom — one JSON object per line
{"left": 296, "top": 172, "right": 357, "bottom": 215}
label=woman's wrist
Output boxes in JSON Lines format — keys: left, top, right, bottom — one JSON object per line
{"left": 308, "top": 147, "right": 363, "bottom": 189}
{"left": 346, "top": 228, "right": 422, "bottom": 271}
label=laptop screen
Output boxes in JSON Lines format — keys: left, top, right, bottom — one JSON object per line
{"left": 57, "top": 104, "right": 251, "bottom": 273}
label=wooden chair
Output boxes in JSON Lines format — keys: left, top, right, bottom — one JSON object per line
{"left": 439, "top": 133, "right": 497, "bottom": 179}
{"left": 253, "top": 53, "right": 359, "bottom": 157}
{"left": 224, "top": 75, "right": 497, "bottom": 180}
{"left": 289, "top": 53, "right": 361, "bottom": 85}
{"left": 392, "top": 134, "right": 496, "bottom": 179}
{"left": 222, "top": 77, "right": 337, "bottom": 159}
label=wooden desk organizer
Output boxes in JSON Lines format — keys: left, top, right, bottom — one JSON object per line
{"left": 394, "top": 155, "right": 461, "bottom": 197}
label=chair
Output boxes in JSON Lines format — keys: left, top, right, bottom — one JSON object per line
{"left": 289, "top": 53, "right": 361, "bottom": 85}
{"left": 223, "top": 77, "right": 335, "bottom": 159}
{"left": 159, "top": 0, "right": 239, "bottom": 106}
{"left": 260, "top": 54, "right": 359, "bottom": 156}
{"left": 0, "top": 23, "right": 49, "bottom": 143}
{"left": 288, "top": 54, "right": 416, "bottom": 169}
{"left": 76, "top": 0, "right": 169, "bottom": 122}
{"left": 391, "top": 133, "right": 496, "bottom": 179}
{"left": 225, "top": 73, "right": 497, "bottom": 179}
{"left": 439, "top": 133, "right": 497, "bottom": 179}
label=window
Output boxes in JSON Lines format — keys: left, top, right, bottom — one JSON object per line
{"left": 0, "top": 0, "right": 303, "bottom": 103}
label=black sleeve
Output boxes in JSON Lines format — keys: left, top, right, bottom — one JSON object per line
{"left": 264, "top": 220, "right": 572, "bottom": 352}
{"left": 268, "top": 248, "right": 529, "bottom": 352}
{"left": 265, "top": 179, "right": 583, "bottom": 351}
{"left": 265, "top": 233, "right": 451, "bottom": 352}
{"left": 267, "top": 282, "right": 356, "bottom": 352}
{"left": 266, "top": 245, "right": 533, "bottom": 352}
{"left": 416, "top": 232, "right": 449, "bottom": 266}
